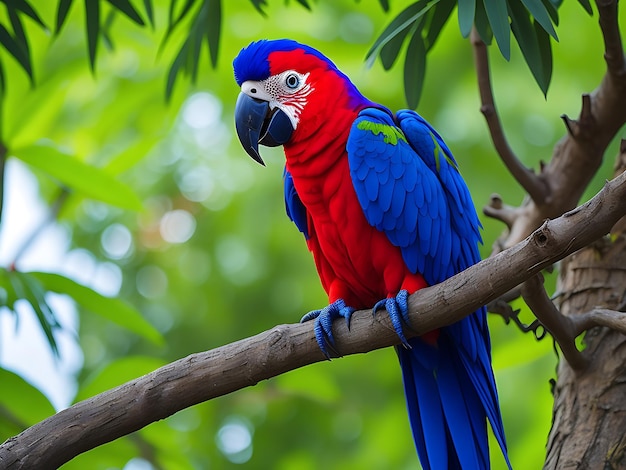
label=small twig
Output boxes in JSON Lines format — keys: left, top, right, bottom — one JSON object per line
{"left": 520, "top": 274, "right": 588, "bottom": 370}
{"left": 470, "top": 28, "right": 550, "bottom": 205}
{"left": 487, "top": 287, "right": 547, "bottom": 340}
{"left": 571, "top": 308, "right": 626, "bottom": 336}
{"left": 483, "top": 193, "right": 519, "bottom": 229}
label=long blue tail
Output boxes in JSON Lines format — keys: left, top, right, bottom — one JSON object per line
{"left": 397, "top": 307, "right": 510, "bottom": 469}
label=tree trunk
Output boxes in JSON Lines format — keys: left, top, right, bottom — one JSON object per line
{"left": 545, "top": 235, "right": 626, "bottom": 469}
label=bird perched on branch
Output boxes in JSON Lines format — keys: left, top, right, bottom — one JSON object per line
{"left": 233, "top": 39, "right": 510, "bottom": 470}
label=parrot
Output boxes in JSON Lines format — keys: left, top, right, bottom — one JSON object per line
{"left": 233, "top": 39, "right": 510, "bottom": 469}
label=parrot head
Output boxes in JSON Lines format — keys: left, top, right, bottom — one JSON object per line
{"left": 233, "top": 39, "right": 371, "bottom": 165}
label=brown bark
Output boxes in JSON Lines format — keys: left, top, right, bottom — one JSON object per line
{"left": 545, "top": 236, "right": 626, "bottom": 469}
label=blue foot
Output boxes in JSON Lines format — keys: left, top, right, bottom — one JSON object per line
{"left": 373, "top": 290, "right": 411, "bottom": 347}
{"left": 300, "top": 299, "right": 355, "bottom": 358}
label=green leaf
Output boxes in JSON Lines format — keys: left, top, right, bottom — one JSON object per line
{"left": 76, "top": 356, "right": 167, "bottom": 401}
{"left": 143, "top": 0, "right": 154, "bottom": 26}
{"left": 0, "top": 24, "right": 32, "bottom": 79}
{"left": 379, "top": 24, "right": 412, "bottom": 70}
{"left": 576, "top": 0, "right": 593, "bottom": 15}
{"left": 190, "top": 15, "right": 203, "bottom": 81}
{"left": 166, "top": 39, "right": 188, "bottom": 100}
{"left": 0, "top": 267, "right": 17, "bottom": 308}
{"left": 293, "top": 0, "right": 311, "bottom": 10}
{"left": 520, "top": 0, "right": 557, "bottom": 39}
{"left": 457, "top": 0, "right": 475, "bottom": 38}
{"left": 9, "top": 271, "right": 60, "bottom": 355}
{"left": 13, "top": 143, "right": 143, "bottom": 211}
{"left": 366, "top": 0, "right": 438, "bottom": 66}
{"left": 31, "top": 272, "right": 164, "bottom": 346}
{"left": 474, "top": 0, "right": 493, "bottom": 44}
{"left": 378, "top": 0, "right": 390, "bottom": 12}
{"left": 510, "top": 0, "right": 552, "bottom": 95}
{"left": 164, "top": 0, "right": 197, "bottom": 43}
{"left": 483, "top": 0, "right": 510, "bottom": 59}
{"left": 534, "top": 18, "right": 553, "bottom": 94}
{"left": 0, "top": 58, "right": 5, "bottom": 95}
{"left": 85, "top": 0, "right": 100, "bottom": 72}
{"left": 0, "top": 0, "right": 47, "bottom": 30}
{"left": 423, "top": 0, "right": 455, "bottom": 50}
{"left": 55, "top": 0, "right": 74, "bottom": 33}
{"left": 0, "top": 368, "right": 55, "bottom": 427}
{"left": 106, "top": 0, "right": 145, "bottom": 25}
{"left": 248, "top": 0, "right": 267, "bottom": 15}
{"left": 204, "top": 0, "right": 221, "bottom": 68}
{"left": 541, "top": 0, "right": 559, "bottom": 26}
{"left": 101, "top": 9, "right": 116, "bottom": 51}
{"left": 6, "top": 6, "right": 33, "bottom": 84}
{"left": 404, "top": 29, "right": 426, "bottom": 109}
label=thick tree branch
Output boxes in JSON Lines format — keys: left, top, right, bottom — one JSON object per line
{"left": 1, "top": 170, "right": 626, "bottom": 469}
{"left": 470, "top": 28, "right": 549, "bottom": 205}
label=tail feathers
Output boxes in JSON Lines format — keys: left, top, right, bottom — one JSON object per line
{"left": 397, "top": 319, "right": 511, "bottom": 470}
{"left": 399, "top": 347, "right": 449, "bottom": 469}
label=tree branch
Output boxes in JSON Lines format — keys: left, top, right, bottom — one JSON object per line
{"left": 597, "top": 0, "right": 625, "bottom": 77}
{"left": 521, "top": 274, "right": 587, "bottom": 370}
{"left": 1, "top": 169, "right": 626, "bottom": 469}
{"left": 474, "top": 0, "right": 626, "bottom": 250}
{"left": 470, "top": 28, "right": 550, "bottom": 205}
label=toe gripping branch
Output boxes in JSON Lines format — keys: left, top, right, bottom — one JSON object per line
{"left": 373, "top": 290, "right": 412, "bottom": 348}
{"left": 301, "top": 299, "right": 355, "bottom": 358}
{"left": 300, "top": 291, "right": 413, "bottom": 358}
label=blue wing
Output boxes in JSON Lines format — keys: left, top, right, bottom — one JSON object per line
{"left": 347, "top": 107, "right": 509, "bottom": 469}
{"left": 283, "top": 166, "right": 309, "bottom": 239}
{"left": 346, "top": 107, "right": 482, "bottom": 285}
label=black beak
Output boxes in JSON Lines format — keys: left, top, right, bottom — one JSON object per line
{"left": 234, "top": 92, "right": 294, "bottom": 166}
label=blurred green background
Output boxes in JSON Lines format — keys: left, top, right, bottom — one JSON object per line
{"left": 0, "top": 1, "right": 620, "bottom": 469}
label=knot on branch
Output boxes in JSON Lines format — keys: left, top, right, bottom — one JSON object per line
{"left": 532, "top": 223, "right": 552, "bottom": 248}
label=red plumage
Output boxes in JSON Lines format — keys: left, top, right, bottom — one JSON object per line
{"left": 265, "top": 49, "right": 429, "bottom": 309}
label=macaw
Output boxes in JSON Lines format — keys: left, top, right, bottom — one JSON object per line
{"left": 233, "top": 39, "right": 510, "bottom": 469}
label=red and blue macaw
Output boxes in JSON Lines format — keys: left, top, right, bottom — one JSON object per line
{"left": 233, "top": 39, "right": 510, "bottom": 469}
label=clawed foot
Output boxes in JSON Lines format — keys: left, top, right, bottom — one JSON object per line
{"left": 373, "top": 290, "right": 411, "bottom": 347}
{"left": 301, "top": 299, "right": 355, "bottom": 358}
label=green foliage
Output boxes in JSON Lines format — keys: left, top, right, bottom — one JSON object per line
{"left": 0, "top": 368, "right": 56, "bottom": 436}
{"left": 1, "top": 268, "right": 61, "bottom": 354}
{"left": 14, "top": 143, "right": 143, "bottom": 211}
{"left": 0, "top": 0, "right": 592, "bottom": 106}
{"left": 31, "top": 271, "right": 164, "bottom": 346}
{"left": 0, "top": 0, "right": 608, "bottom": 468}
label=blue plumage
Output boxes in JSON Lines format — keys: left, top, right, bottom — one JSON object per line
{"left": 245, "top": 37, "right": 510, "bottom": 469}
{"left": 344, "top": 107, "right": 510, "bottom": 469}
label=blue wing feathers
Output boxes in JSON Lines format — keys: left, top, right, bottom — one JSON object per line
{"left": 347, "top": 108, "right": 510, "bottom": 469}
{"left": 283, "top": 167, "right": 309, "bottom": 239}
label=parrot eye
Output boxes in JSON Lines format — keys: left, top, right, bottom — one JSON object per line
{"left": 285, "top": 73, "right": 300, "bottom": 89}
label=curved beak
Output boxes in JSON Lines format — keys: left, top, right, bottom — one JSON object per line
{"left": 234, "top": 93, "right": 294, "bottom": 166}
